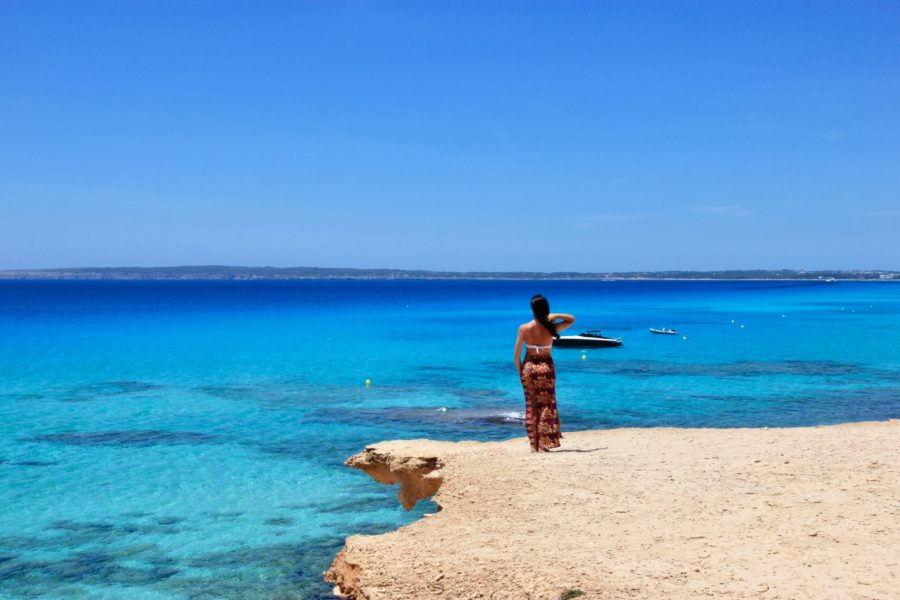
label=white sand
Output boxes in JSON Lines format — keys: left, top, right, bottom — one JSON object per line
{"left": 326, "top": 421, "right": 899, "bottom": 599}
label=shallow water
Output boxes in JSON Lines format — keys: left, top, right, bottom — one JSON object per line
{"left": 1, "top": 280, "right": 898, "bottom": 598}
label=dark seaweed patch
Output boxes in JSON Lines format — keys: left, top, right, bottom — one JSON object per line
{"left": 0, "top": 535, "right": 46, "bottom": 552}
{"left": 317, "top": 495, "right": 396, "bottom": 515}
{"left": 0, "top": 557, "right": 47, "bottom": 582}
{"left": 42, "top": 519, "right": 182, "bottom": 545}
{"left": 26, "top": 430, "right": 220, "bottom": 447}
{"left": 177, "top": 537, "right": 345, "bottom": 600}
{"left": 566, "top": 385, "right": 900, "bottom": 429}
{"left": 63, "top": 380, "right": 163, "bottom": 402}
{"left": 196, "top": 385, "right": 256, "bottom": 400}
{"left": 0, "top": 392, "right": 44, "bottom": 401}
{"left": 727, "top": 360, "right": 862, "bottom": 377}
{"left": 207, "top": 511, "right": 243, "bottom": 519}
{"left": 119, "top": 523, "right": 182, "bottom": 536}
{"left": 89, "top": 381, "right": 161, "bottom": 394}
{"left": 289, "top": 403, "right": 528, "bottom": 450}
{"left": 865, "top": 368, "right": 900, "bottom": 383}
{"left": 41, "top": 550, "right": 179, "bottom": 585}
{"left": 0, "top": 525, "right": 182, "bottom": 596}
{"left": 7, "top": 460, "right": 57, "bottom": 467}
{"left": 453, "top": 387, "right": 512, "bottom": 402}
{"left": 331, "top": 521, "right": 397, "bottom": 536}
{"left": 0, "top": 506, "right": 422, "bottom": 599}
{"left": 580, "top": 359, "right": 865, "bottom": 379}
{"left": 251, "top": 435, "right": 370, "bottom": 467}
{"left": 264, "top": 517, "right": 293, "bottom": 526}
{"left": 47, "top": 521, "right": 116, "bottom": 534}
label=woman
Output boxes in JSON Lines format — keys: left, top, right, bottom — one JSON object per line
{"left": 513, "top": 294, "right": 576, "bottom": 452}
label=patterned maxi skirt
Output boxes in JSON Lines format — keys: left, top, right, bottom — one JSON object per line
{"left": 520, "top": 354, "right": 562, "bottom": 452}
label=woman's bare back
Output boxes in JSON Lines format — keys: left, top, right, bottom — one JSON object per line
{"left": 520, "top": 320, "right": 555, "bottom": 347}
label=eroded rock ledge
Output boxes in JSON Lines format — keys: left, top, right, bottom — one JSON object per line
{"left": 324, "top": 422, "right": 899, "bottom": 600}
{"left": 345, "top": 446, "right": 445, "bottom": 510}
{"left": 325, "top": 440, "right": 463, "bottom": 599}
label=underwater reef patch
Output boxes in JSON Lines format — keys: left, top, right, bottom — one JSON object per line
{"left": 26, "top": 430, "right": 220, "bottom": 447}
{"left": 62, "top": 380, "right": 163, "bottom": 402}
{"left": 580, "top": 359, "right": 866, "bottom": 379}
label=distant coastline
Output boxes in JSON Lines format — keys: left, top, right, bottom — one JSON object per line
{"left": 0, "top": 266, "right": 897, "bottom": 281}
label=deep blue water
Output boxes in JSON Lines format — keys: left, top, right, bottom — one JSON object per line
{"left": 1, "top": 279, "right": 898, "bottom": 599}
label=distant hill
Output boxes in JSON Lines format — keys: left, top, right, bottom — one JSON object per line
{"left": 0, "top": 266, "right": 896, "bottom": 281}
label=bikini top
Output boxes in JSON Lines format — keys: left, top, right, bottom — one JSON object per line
{"left": 525, "top": 343, "right": 553, "bottom": 353}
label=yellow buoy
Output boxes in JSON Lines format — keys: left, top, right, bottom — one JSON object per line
{"left": 581, "top": 354, "right": 587, "bottom": 361}
{"left": 365, "top": 379, "right": 371, "bottom": 386}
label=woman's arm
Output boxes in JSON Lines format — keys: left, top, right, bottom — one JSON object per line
{"left": 513, "top": 325, "right": 524, "bottom": 375}
{"left": 549, "top": 313, "right": 576, "bottom": 333}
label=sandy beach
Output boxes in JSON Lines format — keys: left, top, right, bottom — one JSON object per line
{"left": 326, "top": 421, "right": 899, "bottom": 600}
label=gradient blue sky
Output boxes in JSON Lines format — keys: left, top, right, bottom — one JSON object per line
{"left": 1, "top": 1, "right": 898, "bottom": 271}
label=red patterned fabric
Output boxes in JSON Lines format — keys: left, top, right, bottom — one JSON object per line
{"left": 520, "top": 354, "right": 562, "bottom": 452}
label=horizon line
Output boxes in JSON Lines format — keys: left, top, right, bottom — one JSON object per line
{"left": 0, "top": 265, "right": 897, "bottom": 275}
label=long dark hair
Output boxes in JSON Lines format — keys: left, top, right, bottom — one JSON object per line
{"left": 530, "top": 294, "right": 559, "bottom": 339}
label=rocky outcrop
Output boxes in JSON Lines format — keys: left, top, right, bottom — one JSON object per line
{"left": 324, "top": 546, "right": 364, "bottom": 600}
{"left": 324, "top": 440, "right": 461, "bottom": 599}
{"left": 344, "top": 446, "right": 444, "bottom": 510}
{"left": 324, "top": 422, "right": 900, "bottom": 600}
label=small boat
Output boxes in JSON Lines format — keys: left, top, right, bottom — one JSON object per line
{"left": 649, "top": 327, "right": 678, "bottom": 335}
{"left": 554, "top": 330, "right": 623, "bottom": 348}
{"left": 825, "top": 277, "right": 836, "bottom": 283}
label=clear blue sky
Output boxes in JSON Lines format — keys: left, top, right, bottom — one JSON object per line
{"left": 1, "top": 1, "right": 898, "bottom": 271}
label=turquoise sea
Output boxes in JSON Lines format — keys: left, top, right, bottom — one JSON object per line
{"left": 1, "top": 280, "right": 899, "bottom": 599}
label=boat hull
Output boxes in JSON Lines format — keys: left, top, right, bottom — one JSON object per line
{"left": 554, "top": 336, "right": 622, "bottom": 348}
